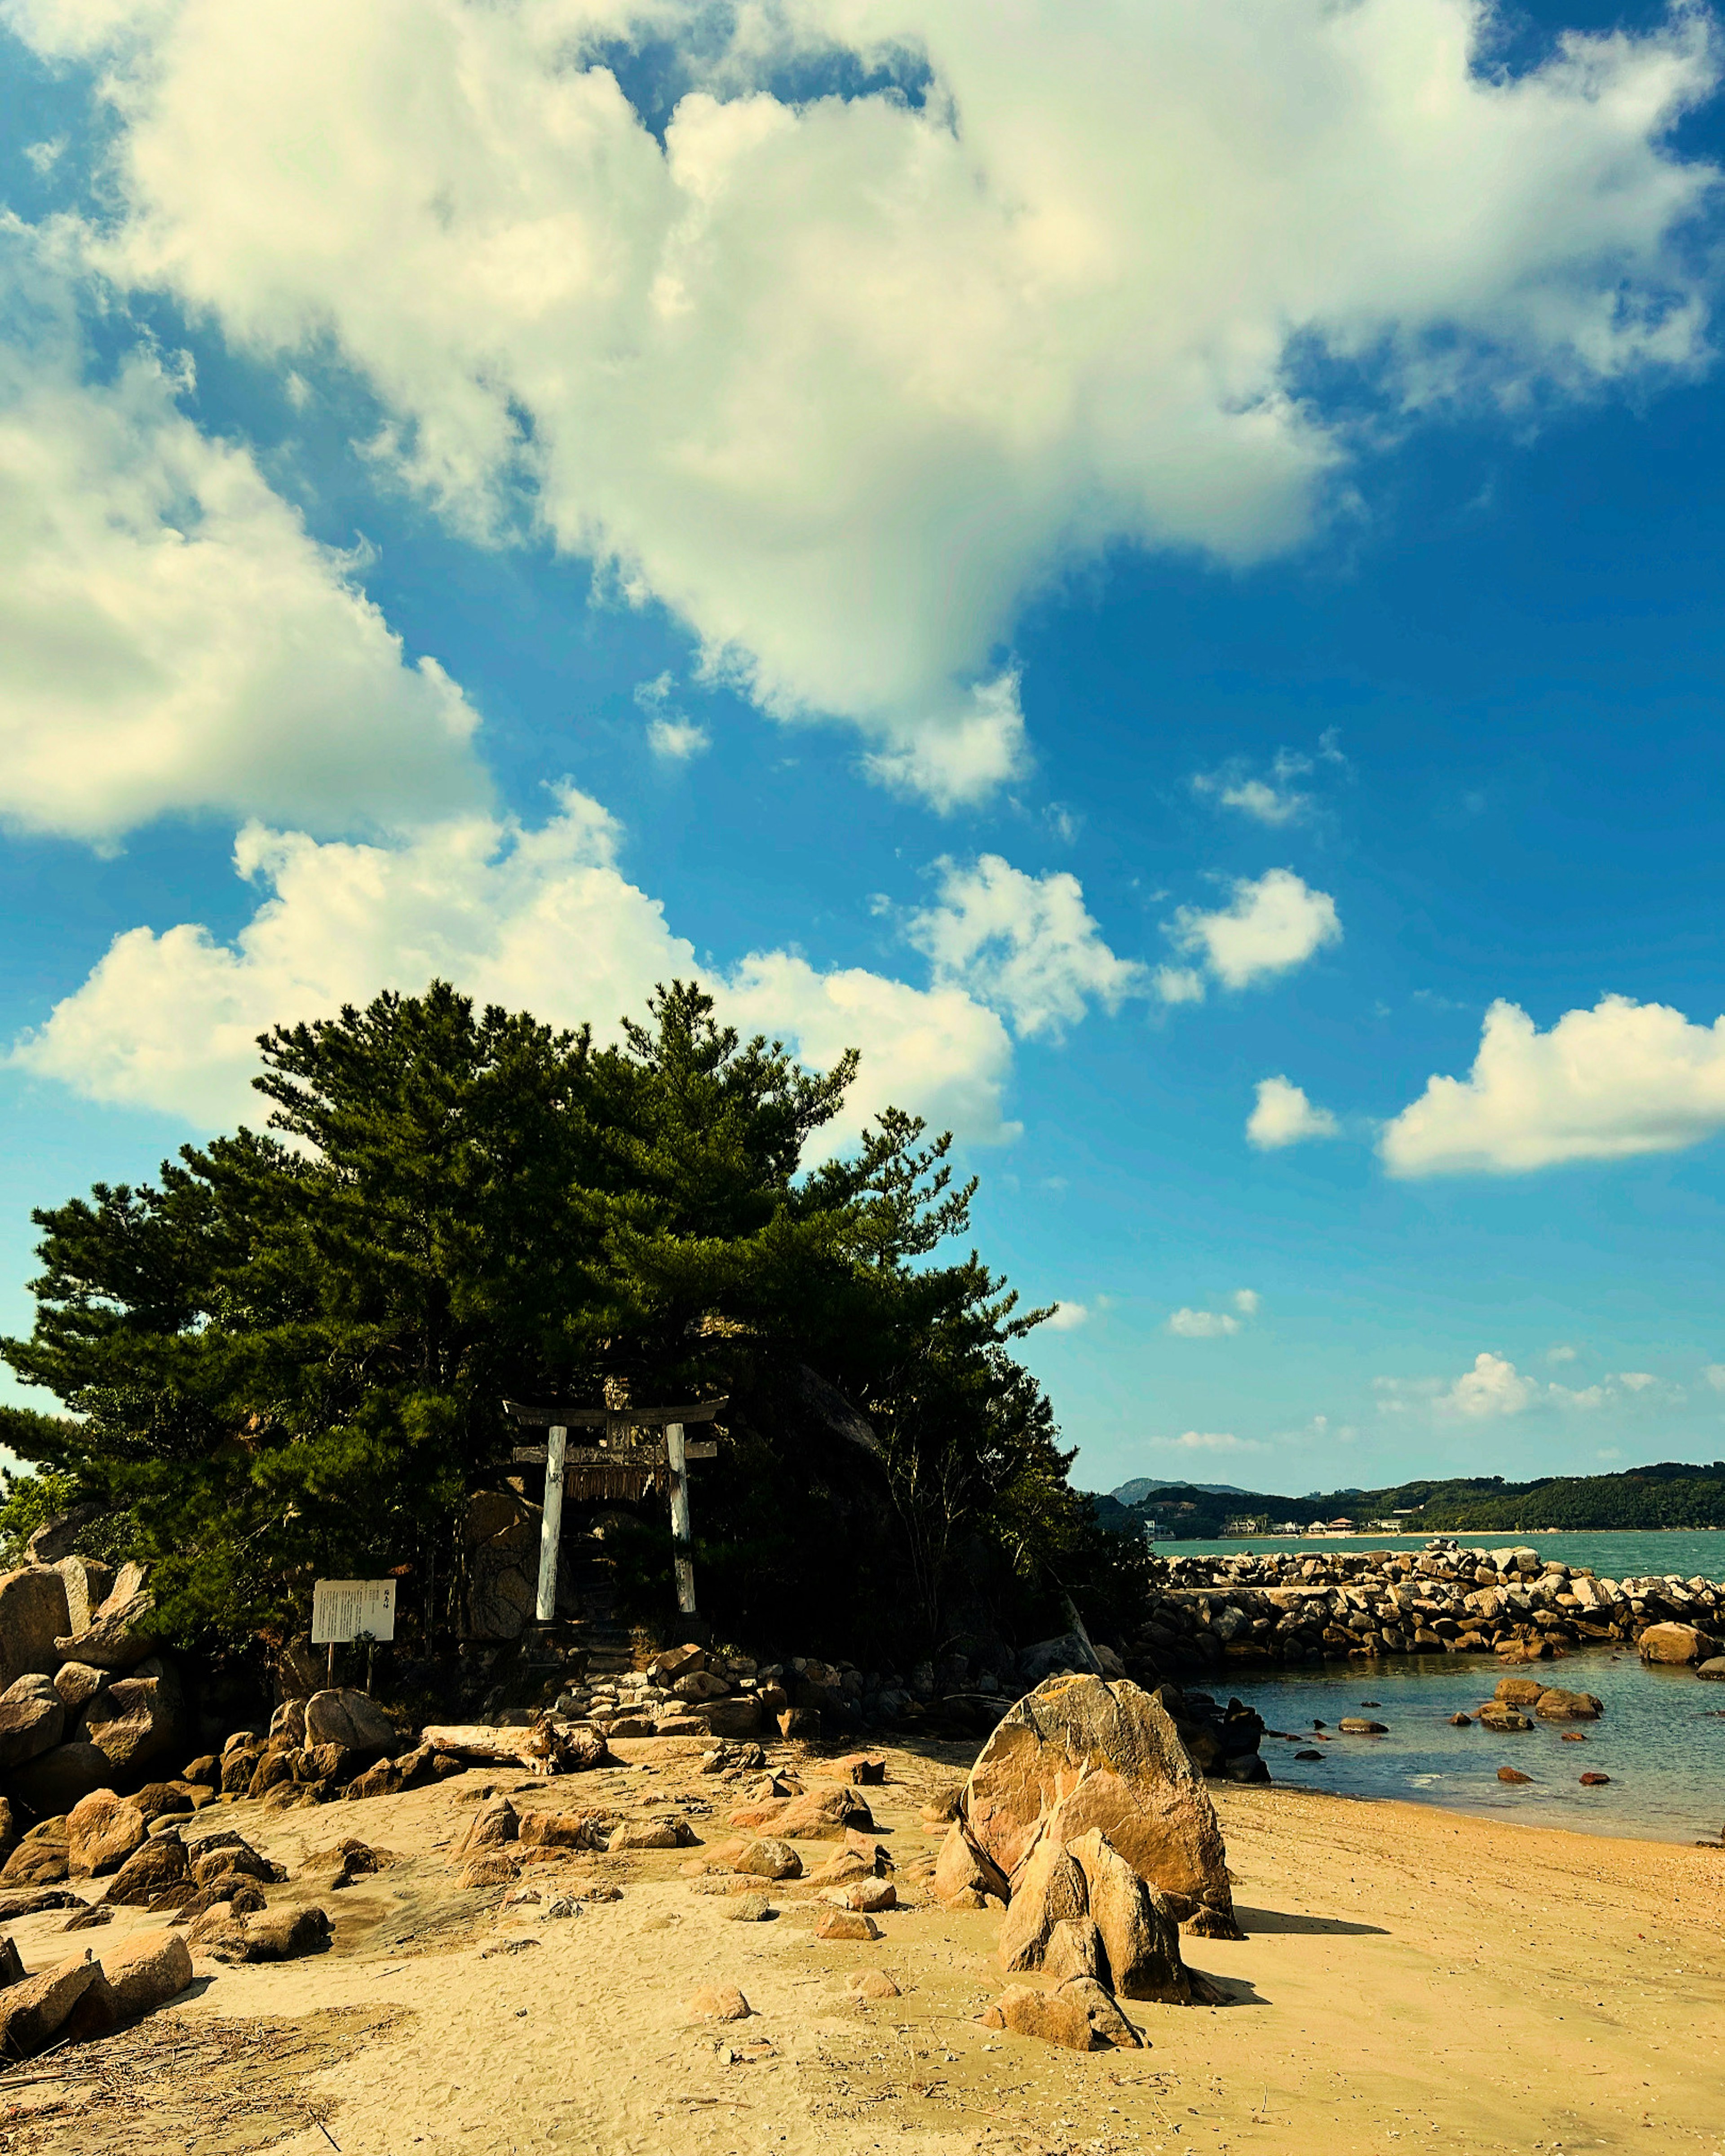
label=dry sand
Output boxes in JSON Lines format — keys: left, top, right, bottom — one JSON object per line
{"left": 3, "top": 1737, "right": 1721, "bottom": 2156}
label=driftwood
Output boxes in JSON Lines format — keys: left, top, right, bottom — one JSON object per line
{"left": 420, "top": 1719, "right": 609, "bottom": 1774}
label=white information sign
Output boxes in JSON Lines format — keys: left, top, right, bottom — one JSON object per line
{"left": 312, "top": 1578, "right": 396, "bottom": 1646}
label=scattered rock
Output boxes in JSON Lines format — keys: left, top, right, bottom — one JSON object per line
{"left": 1337, "top": 1719, "right": 1387, "bottom": 1736}
{"left": 1494, "top": 1678, "right": 1548, "bottom": 1708}
{"left": 813, "top": 1908, "right": 881, "bottom": 1941}
{"left": 458, "top": 1798, "right": 520, "bottom": 1854}
{"left": 54, "top": 1588, "right": 160, "bottom": 1671}
{"left": 1497, "top": 1767, "right": 1532, "bottom": 1785}
{"left": 0, "top": 1886, "right": 84, "bottom": 1920}
{"left": 1, "top": 1819, "right": 71, "bottom": 1887}
{"left": 1477, "top": 1705, "right": 1533, "bottom": 1733}
{"left": 84, "top": 1657, "right": 185, "bottom": 1773}
{"left": 1580, "top": 1772, "right": 1612, "bottom": 1786}
{"left": 517, "top": 1811, "right": 601, "bottom": 1851}
{"left": 1534, "top": 1688, "right": 1602, "bottom": 1721}
{"left": 1052, "top": 1975, "right": 1145, "bottom": 2049}
{"left": 990, "top": 1982, "right": 1097, "bottom": 2051}
{"left": 459, "top": 1853, "right": 520, "bottom": 1889}
{"left": 733, "top": 1838, "right": 802, "bottom": 1881}
{"left": 998, "top": 1839, "right": 1087, "bottom": 1971}
{"left": 201, "top": 1906, "right": 332, "bottom": 1962}
{"left": 608, "top": 1818, "right": 695, "bottom": 1851}
{"left": 1696, "top": 1657, "right": 1725, "bottom": 1682}
{"left": 919, "top": 1787, "right": 963, "bottom": 1827}
{"left": 728, "top": 1896, "right": 774, "bottom": 1922}
{"left": 1448, "top": 1714, "right": 1473, "bottom": 1727}
{"left": 774, "top": 1788, "right": 875, "bottom": 1840}
{"left": 845, "top": 1969, "right": 900, "bottom": 2000}
{"left": 688, "top": 1985, "right": 751, "bottom": 2021}
{"left": 1293, "top": 1749, "right": 1325, "bottom": 1762}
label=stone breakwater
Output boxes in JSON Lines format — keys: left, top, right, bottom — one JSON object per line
{"left": 1121, "top": 1538, "right": 1725, "bottom": 1682}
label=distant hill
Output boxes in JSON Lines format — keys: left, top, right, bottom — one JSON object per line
{"left": 1109, "top": 1478, "right": 1250, "bottom": 1504}
{"left": 1086, "top": 1461, "right": 1725, "bottom": 1539}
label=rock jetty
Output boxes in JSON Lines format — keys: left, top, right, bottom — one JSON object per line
{"left": 1120, "top": 1539, "right": 1724, "bottom": 1677}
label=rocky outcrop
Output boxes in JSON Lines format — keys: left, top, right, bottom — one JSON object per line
{"left": 1637, "top": 1622, "right": 1719, "bottom": 1666}
{"left": 0, "top": 1676, "right": 65, "bottom": 1769}
{"left": 66, "top": 1790, "right": 147, "bottom": 1877}
{"left": 960, "top": 1675, "right": 1239, "bottom": 1937}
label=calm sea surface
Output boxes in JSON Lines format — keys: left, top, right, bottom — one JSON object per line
{"left": 1153, "top": 1533, "right": 1725, "bottom": 1843}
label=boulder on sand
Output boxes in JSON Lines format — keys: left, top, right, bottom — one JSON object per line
{"left": 103, "top": 1928, "right": 194, "bottom": 2018}
{"left": 997, "top": 1839, "right": 1087, "bottom": 1971}
{"left": 67, "top": 1791, "right": 147, "bottom": 1878}
{"left": 0, "top": 1955, "right": 102, "bottom": 2059}
{"left": 962, "top": 1675, "right": 1240, "bottom": 1936}
{"left": 1065, "top": 1828, "right": 1194, "bottom": 2004}
{"left": 304, "top": 1688, "right": 400, "bottom": 1757}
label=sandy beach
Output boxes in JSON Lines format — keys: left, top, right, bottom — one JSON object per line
{"left": 4, "top": 1737, "right": 1721, "bottom": 2156}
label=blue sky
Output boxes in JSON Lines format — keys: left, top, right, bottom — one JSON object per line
{"left": 5, "top": 0, "right": 1725, "bottom": 1497}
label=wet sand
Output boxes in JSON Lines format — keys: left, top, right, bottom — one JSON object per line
{"left": 4, "top": 1742, "right": 1721, "bottom": 2156}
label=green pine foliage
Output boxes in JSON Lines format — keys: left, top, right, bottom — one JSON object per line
{"left": 2, "top": 978, "right": 1120, "bottom": 1658}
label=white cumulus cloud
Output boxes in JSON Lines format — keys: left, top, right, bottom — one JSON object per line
{"left": 1155, "top": 1432, "right": 1265, "bottom": 1454}
{"left": 11, "top": 0, "right": 1718, "bottom": 801}
{"left": 905, "top": 854, "right": 1147, "bottom": 1039}
{"left": 12, "top": 787, "right": 1017, "bottom": 1146}
{"left": 0, "top": 240, "right": 485, "bottom": 842}
{"left": 1170, "top": 869, "right": 1341, "bottom": 992}
{"left": 1247, "top": 1074, "right": 1340, "bottom": 1149}
{"left": 1442, "top": 1350, "right": 1537, "bottom": 1419}
{"left": 1168, "top": 1292, "right": 1259, "bottom": 1339}
{"left": 1045, "top": 1302, "right": 1089, "bottom": 1331}
{"left": 1381, "top": 995, "right": 1725, "bottom": 1175}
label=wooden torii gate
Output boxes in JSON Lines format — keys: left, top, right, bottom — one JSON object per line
{"left": 503, "top": 1398, "right": 726, "bottom": 1623}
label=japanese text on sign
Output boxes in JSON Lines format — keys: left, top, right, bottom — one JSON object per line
{"left": 312, "top": 1578, "right": 396, "bottom": 1645}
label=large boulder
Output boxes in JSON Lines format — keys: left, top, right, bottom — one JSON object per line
{"left": 0, "top": 1675, "right": 66, "bottom": 1770}
{"left": 12, "top": 1740, "right": 116, "bottom": 1814}
{"left": 54, "top": 1590, "right": 160, "bottom": 1671}
{"left": 81, "top": 1657, "right": 185, "bottom": 1772}
{"left": 104, "top": 1928, "right": 194, "bottom": 2019}
{"left": 54, "top": 1556, "right": 116, "bottom": 1635}
{"left": 0, "top": 1954, "right": 102, "bottom": 2060}
{"left": 67, "top": 1790, "right": 148, "bottom": 1878}
{"left": 0, "top": 1568, "right": 72, "bottom": 1691}
{"left": 304, "top": 1688, "right": 400, "bottom": 1757}
{"left": 1638, "top": 1622, "right": 1719, "bottom": 1666}
{"left": 962, "top": 1676, "right": 1240, "bottom": 1936}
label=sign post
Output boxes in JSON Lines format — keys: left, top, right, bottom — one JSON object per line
{"left": 312, "top": 1579, "right": 397, "bottom": 1691}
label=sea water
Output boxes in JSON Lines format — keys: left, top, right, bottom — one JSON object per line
{"left": 1225, "top": 1650, "right": 1724, "bottom": 1843}
{"left": 1151, "top": 1531, "right": 1724, "bottom": 1842}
